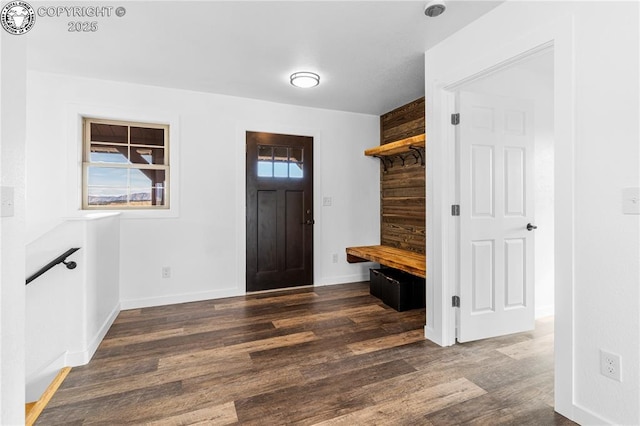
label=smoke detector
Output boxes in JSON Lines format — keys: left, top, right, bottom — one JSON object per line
{"left": 424, "top": 0, "right": 446, "bottom": 17}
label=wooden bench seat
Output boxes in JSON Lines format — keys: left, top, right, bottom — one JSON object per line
{"left": 346, "top": 245, "right": 426, "bottom": 278}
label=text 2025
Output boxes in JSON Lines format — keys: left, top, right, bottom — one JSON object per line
{"left": 68, "top": 21, "right": 98, "bottom": 32}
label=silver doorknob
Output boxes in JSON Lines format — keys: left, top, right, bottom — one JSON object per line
{"left": 527, "top": 223, "right": 537, "bottom": 231}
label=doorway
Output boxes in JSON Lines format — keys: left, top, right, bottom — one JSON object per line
{"left": 453, "top": 50, "right": 555, "bottom": 342}
{"left": 245, "top": 131, "right": 314, "bottom": 292}
{"left": 425, "top": 15, "right": 576, "bottom": 418}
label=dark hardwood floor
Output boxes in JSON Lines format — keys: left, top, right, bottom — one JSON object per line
{"left": 37, "top": 282, "right": 575, "bottom": 425}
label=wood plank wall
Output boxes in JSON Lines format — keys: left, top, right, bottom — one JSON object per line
{"left": 379, "top": 97, "right": 425, "bottom": 254}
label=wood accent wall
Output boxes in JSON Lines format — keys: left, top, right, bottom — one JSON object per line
{"left": 379, "top": 97, "right": 425, "bottom": 254}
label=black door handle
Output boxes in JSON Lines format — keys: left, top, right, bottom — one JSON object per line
{"left": 304, "top": 219, "right": 315, "bottom": 225}
{"left": 527, "top": 223, "right": 537, "bottom": 231}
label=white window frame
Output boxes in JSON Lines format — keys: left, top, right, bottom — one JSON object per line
{"left": 82, "top": 117, "right": 170, "bottom": 210}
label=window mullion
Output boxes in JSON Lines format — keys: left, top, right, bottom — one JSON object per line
{"left": 127, "top": 124, "right": 131, "bottom": 204}
{"left": 164, "top": 127, "right": 169, "bottom": 166}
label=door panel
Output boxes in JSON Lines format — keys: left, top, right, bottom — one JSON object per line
{"left": 471, "top": 240, "right": 494, "bottom": 313}
{"left": 285, "top": 190, "right": 304, "bottom": 270}
{"left": 458, "top": 91, "right": 535, "bottom": 342}
{"left": 471, "top": 145, "right": 494, "bottom": 217}
{"left": 504, "top": 238, "right": 525, "bottom": 307}
{"left": 246, "top": 132, "right": 313, "bottom": 292}
{"left": 505, "top": 147, "right": 525, "bottom": 216}
{"left": 257, "top": 190, "right": 277, "bottom": 273}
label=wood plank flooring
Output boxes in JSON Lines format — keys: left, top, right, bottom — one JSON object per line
{"left": 37, "top": 282, "right": 575, "bottom": 425}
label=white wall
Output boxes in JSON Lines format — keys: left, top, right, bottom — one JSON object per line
{"left": 461, "top": 52, "right": 555, "bottom": 318}
{"left": 26, "top": 221, "right": 82, "bottom": 401}
{"left": 26, "top": 71, "right": 380, "bottom": 309}
{"left": 83, "top": 214, "right": 120, "bottom": 351}
{"left": 25, "top": 214, "right": 120, "bottom": 401}
{"left": 0, "top": 34, "right": 27, "bottom": 425}
{"left": 425, "top": 1, "right": 639, "bottom": 425}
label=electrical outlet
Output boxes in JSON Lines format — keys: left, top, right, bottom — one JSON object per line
{"left": 162, "top": 266, "right": 171, "bottom": 279}
{"left": 332, "top": 253, "right": 338, "bottom": 263}
{"left": 600, "top": 349, "right": 622, "bottom": 381}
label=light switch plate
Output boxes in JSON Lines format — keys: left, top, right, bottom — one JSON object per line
{"left": 0, "top": 186, "right": 14, "bottom": 218}
{"left": 622, "top": 187, "right": 640, "bottom": 214}
{"left": 323, "top": 196, "right": 332, "bottom": 207}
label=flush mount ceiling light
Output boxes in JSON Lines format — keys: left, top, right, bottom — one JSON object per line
{"left": 290, "top": 72, "right": 320, "bottom": 88}
{"left": 424, "top": 0, "right": 446, "bottom": 17}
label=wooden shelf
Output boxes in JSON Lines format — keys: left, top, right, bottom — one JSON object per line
{"left": 346, "top": 245, "right": 426, "bottom": 278}
{"left": 364, "top": 134, "right": 425, "bottom": 157}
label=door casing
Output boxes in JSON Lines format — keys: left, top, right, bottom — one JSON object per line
{"left": 425, "top": 15, "right": 576, "bottom": 419}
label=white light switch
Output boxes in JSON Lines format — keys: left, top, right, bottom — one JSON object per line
{"left": 622, "top": 187, "right": 640, "bottom": 215}
{"left": 1, "top": 186, "right": 14, "bottom": 218}
{"left": 323, "top": 196, "right": 332, "bottom": 207}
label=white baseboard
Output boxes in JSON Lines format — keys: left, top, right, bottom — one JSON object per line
{"left": 121, "top": 278, "right": 373, "bottom": 310}
{"left": 314, "top": 273, "right": 369, "bottom": 286}
{"left": 572, "top": 402, "right": 614, "bottom": 425}
{"left": 121, "top": 275, "right": 377, "bottom": 310}
{"left": 425, "top": 324, "right": 449, "bottom": 347}
{"left": 120, "top": 287, "right": 243, "bottom": 310}
{"left": 66, "top": 302, "right": 121, "bottom": 366}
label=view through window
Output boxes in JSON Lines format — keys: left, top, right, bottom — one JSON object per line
{"left": 83, "top": 118, "right": 169, "bottom": 209}
{"left": 257, "top": 145, "right": 304, "bottom": 178}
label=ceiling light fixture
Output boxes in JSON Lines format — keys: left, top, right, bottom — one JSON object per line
{"left": 424, "top": 0, "right": 446, "bottom": 17}
{"left": 290, "top": 72, "right": 320, "bottom": 88}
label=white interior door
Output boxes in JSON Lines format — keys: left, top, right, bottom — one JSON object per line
{"left": 457, "top": 91, "right": 535, "bottom": 343}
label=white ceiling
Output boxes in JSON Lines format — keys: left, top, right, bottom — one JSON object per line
{"left": 26, "top": 1, "right": 504, "bottom": 116}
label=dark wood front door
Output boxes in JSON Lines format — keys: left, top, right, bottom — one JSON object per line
{"left": 246, "top": 131, "right": 314, "bottom": 292}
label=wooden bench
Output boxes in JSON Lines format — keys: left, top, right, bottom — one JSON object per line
{"left": 346, "top": 245, "right": 426, "bottom": 278}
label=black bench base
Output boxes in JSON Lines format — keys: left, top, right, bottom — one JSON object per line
{"left": 370, "top": 268, "right": 426, "bottom": 311}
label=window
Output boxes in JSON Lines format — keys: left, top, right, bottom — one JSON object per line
{"left": 257, "top": 145, "right": 304, "bottom": 178}
{"left": 83, "top": 118, "right": 169, "bottom": 209}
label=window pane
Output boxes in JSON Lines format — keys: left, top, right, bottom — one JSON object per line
{"left": 131, "top": 147, "right": 165, "bottom": 165}
{"left": 149, "top": 185, "right": 166, "bottom": 206}
{"left": 257, "top": 146, "right": 273, "bottom": 177}
{"left": 130, "top": 127, "right": 165, "bottom": 146}
{"left": 258, "top": 145, "right": 272, "bottom": 161}
{"left": 274, "top": 162, "right": 288, "bottom": 178}
{"left": 91, "top": 123, "right": 127, "bottom": 144}
{"left": 86, "top": 166, "right": 128, "bottom": 206}
{"left": 257, "top": 161, "right": 273, "bottom": 177}
{"left": 290, "top": 147, "right": 303, "bottom": 163}
{"left": 86, "top": 167, "right": 167, "bottom": 207}
{"left": 289, "top": 163, "right": 303, "bottom": 178}
{"left": 273, "top": 147, "right": 288, "bottom": 162}
{"left": 130, "top": 169, "right": 166, "bottom": 206}
{"left": 146, "top": 170, "right": 166, "bottom": 206}
{"left": 90, "top": 144, "right": 129, "bottom": 163}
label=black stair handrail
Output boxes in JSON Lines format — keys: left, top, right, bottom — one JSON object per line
{"left": 26, "top": 247, "right": 80, "bottom": 285}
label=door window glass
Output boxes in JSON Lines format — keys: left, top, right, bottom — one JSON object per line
{"left": 257, "top": 145, "right": 304, "bottom": 178}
